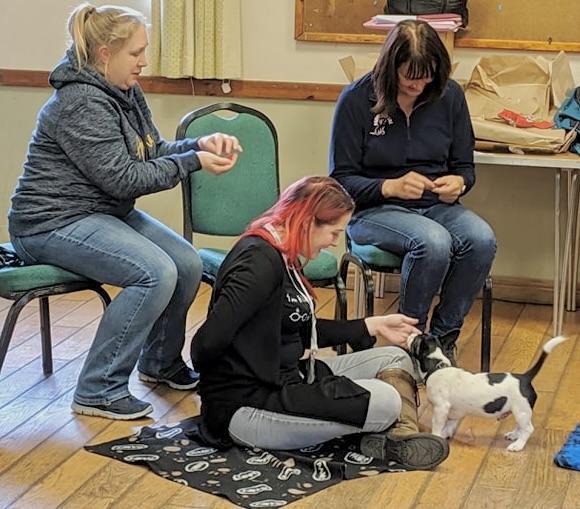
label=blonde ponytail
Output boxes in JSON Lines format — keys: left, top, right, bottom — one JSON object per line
{"left": 68, "top": 3, "right": 96, "bottom": 70}
{"left": 66, "top": 2, "right": 146, "bottom": 72}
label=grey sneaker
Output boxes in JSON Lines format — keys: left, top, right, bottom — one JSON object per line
{"left": 71, "top": 395, "right": 153, "bottom": 420}
{"left": 360, "top": 432, "right": 449, "bottom": 471}
{"left": 138, "top": 366, "right": 199, "bottom": 390}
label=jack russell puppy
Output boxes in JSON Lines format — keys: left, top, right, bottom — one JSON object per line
{"left": 408, "top": 332, "right": 567, "bottom": 452}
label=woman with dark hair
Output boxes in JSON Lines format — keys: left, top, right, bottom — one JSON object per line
{"left": 191, "top": 176, "right": 449, "bottom": 471}
{"left": 330, "top": 20, "right": 496, "bottom": 362}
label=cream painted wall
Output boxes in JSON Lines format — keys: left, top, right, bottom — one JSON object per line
{"left": 0, "top": 0, "right": 578, "bottom": 280}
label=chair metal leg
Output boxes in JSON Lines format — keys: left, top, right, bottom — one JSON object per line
{"left": 333, "top": 275, "right": 348, "bottom": 355}
{"left": 1, "top": 284, "right": 111, "bottom": 377}
{"left": 39, "top": 296, "right": 53, "bottom": 375}
{"left": 374, "top": 272, "right": 386, "bottom": 298}
{"left": 339, "top": 254, "right": 350, "bottom": 291}
{"left": 481, "top": 275, "right": 493, "bottom": 372}
{"left": 339, "top": 253, "right": 375, "bottom": 318}
{"left": 0, "top": 294, "right": 33, "bottom": 375}
{"left": 352, "top": 260, "right": 374, "bottom": 317}
{"left": 363, "top": 266, "right": 375, "bottom": 317}
{"left": 333, "top": 275, "right": 347, "bottom": 321}
{"left": 336, "top": 255, "right": 351, "bottom": 355}
{"left": 92, "top": 285, "right": 112, "bottom": 309}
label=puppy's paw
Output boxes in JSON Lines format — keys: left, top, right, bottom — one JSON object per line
{"left": 506, "top": 441, "right": 525, "bottom": 452}
{"left": 440, "top": 426, "right": 455, "bottom": 439}
{"left": 430, "top": 427, "right": 446, "bottom": 438}
{"left": 441, "top": 420, "right": 459, "bottom": 439}
{"left": 505, "top": 430, "right": 520, "bottom": 441}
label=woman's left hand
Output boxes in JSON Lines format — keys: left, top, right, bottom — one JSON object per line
{"left": 432, "top": 175, "right": 465, "bottom": 203}
{"left": 197, "top": 133, "right": 243, "bottom": 157}
{"left": 364, "top": 314, "right": 421, "bottom": 349}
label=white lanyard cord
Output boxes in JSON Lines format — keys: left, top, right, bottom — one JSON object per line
{"left": 288, "top": 266, "right": 318, "bottom": 384}
{"left": 264, "top": 224, "right": 318, "bottom": 384}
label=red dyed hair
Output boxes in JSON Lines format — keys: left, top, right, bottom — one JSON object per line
{"left": 244, "top": 176, "right": 355, "bottom": 295}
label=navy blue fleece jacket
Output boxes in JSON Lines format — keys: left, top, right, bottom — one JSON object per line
{"left": 329, "top": 73, "right": 475, "bottom": 211}
{"left": 9, "top": 50, "right": 201, "bottom": 236}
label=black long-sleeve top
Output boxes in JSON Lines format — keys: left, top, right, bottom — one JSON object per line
{"left": 191, "top": 236, "right": 375, "bottom": 440}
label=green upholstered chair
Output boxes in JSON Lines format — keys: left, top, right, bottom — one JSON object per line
{"left": 0, "top": 242, "right": 111, "bottom": 375}
{"left": 176, "top": 103, "right": 347, "bottom": 320}
{"left": 339, "top": 235, "right": 493, "bottom": 370}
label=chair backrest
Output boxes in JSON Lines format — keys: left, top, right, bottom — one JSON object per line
{"left": 176, "top": 103, "right": 280, "bottom": 240}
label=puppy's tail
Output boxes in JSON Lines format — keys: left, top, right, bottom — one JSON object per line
{"left": 523, "top": 335, "right": 567, "bottom": 381}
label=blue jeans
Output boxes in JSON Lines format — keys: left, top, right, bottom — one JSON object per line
{"left": 228, "top": 346, "right": 413, "bottom": 450}
{"left": 349, "top": 202, "right": 496, "bottom": 336}
{"left": 11, "top": 209, "right": 202, "bottom": 405}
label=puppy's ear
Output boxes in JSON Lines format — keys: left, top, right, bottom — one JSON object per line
{"left": 408, "top": 335, "right": 421, "bottom": 357}
{"left": 438, "top": 329, "right": 460, "bottom": 347}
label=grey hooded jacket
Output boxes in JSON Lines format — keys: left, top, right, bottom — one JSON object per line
{"left": 9, "top": 50, "right": 201, "bottom": 236}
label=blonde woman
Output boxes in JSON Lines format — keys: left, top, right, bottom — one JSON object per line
{"left": 8, "top": 3, "right": 241, "bottom": 420}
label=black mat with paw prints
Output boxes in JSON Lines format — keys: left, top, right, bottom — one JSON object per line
{"left": 85, "top": 415, "right": 407, "bottom": 508}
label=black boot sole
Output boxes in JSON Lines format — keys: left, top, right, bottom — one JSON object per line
{"left": 360, "top": 432, "right": 449, "bottom": 471}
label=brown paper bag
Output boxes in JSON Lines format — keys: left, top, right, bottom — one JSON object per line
{"left": 466, "top": 55, "right": 551, "bottom": 120}
{"left": 465, "top": 52, "right": 575, "bottom": 153}
{"left": 338, "top": 54, "right": 379, "bottom": 82}
{"left": 551, "top": 52, "right": 575, "bottom": 109}
{"left": 473, "top": 119, "right": 576, "bottom": 154}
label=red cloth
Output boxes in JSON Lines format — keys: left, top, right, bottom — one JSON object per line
{"left": 498, "top": 109, "right": 554, "bottom": 129}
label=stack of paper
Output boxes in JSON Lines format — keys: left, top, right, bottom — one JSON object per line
{"left": 364, "top": 13, "right": 463, "bottom": 32}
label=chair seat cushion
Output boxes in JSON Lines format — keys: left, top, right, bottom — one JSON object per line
{"left": 350, "top": 240, "right": 402, "bottom": 269}
{"left": 0, "top": 243, "right": 91, "bottom": 297}
{"left": 199, "top": 248, "right": 228, "bottom": 280}
{"left": 303, "top": 249, "right": 338, "bottom": 281}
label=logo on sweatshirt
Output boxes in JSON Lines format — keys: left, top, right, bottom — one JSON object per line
{"left": 369, "top": 113, "right": 393, "bottom": 136}
{"left": 135, "top": 133, "right": 155, "bottom": 161}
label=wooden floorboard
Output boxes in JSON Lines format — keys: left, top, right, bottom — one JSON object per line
{"left": 0, "top": 289, "right": 577, "bottom": 509}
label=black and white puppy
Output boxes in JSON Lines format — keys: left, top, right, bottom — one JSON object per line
{"left": 408, "top": 333, "right": 567, "bottom": 452}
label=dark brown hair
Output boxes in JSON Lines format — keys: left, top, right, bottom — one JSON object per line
{"left": 371, "top": 20, "right": 451, "bottom": 115}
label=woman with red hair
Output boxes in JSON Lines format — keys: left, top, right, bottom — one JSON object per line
{"left": 191, "top": 176, "right": 448, "bottom": 470}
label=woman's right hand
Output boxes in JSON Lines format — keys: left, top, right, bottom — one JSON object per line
{"left": 364, "top": 314, "right": 421, "bottom": 349}
{"left": 197, "top": 151, "right": 238, "bottom": 175}
{"left": 197, "top": 133, "right": 243, "bottom": 156}
{"left": 381, "top": 171, "right": 434, "bottom": 200}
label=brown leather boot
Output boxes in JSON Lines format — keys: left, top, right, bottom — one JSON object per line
{"left": 360, "top": 368, "right": 449, "bottom": 470}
